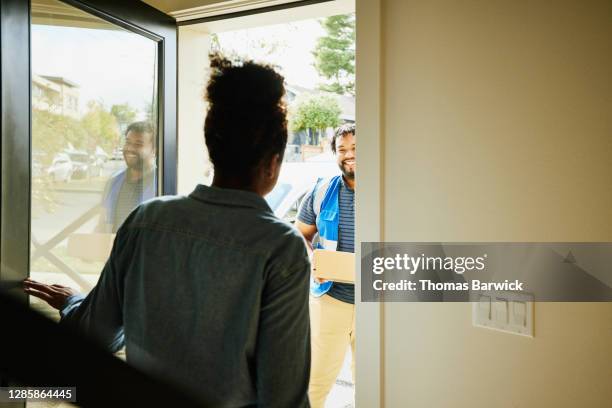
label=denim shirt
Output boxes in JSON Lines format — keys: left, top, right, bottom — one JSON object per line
{"left": 60, "top": 185, "right": 312, "bottom": 407}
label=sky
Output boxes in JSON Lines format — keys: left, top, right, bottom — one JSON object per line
{"left": 32, "top": 17, "right": 329, "bottom": 117}
{"left": 32, "top": 25, "right": 157, "bottom": 117}
{"left": 214, "top": 18, "right": 326, "bottom": 89}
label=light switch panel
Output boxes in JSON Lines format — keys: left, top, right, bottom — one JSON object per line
{"left": 478, "top": 295, "right": 491, "bottom": 321}
{"left": 472, "top": 291, "right": 534, "bottom": 337}
{"left": 494, "top": 298, "right": 509, "bottom": 325}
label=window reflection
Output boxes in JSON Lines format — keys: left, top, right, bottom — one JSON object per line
{"left": 30, "top": 0, "right": 158, "bottom": 322}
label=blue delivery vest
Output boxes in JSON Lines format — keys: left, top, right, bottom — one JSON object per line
{"left": 310, "top": 175, "right": 343, "bottom": 297}
{"left": 101, "top": 169, "right": 156, "bottom": 229}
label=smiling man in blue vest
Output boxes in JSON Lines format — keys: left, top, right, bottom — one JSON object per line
{"left": 295, "top": 124, "right": 356, "bottom": 408}
{"left": 99, "top": 121, "right": 157, "bottom": 233}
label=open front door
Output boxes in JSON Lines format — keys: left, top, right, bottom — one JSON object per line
{"left": 1, "top": 0, "right": 177, "bottom": 399}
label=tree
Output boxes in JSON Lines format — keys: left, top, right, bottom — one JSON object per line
{"left": 210, "top": 33, "right": 221, "bottom": 52}
{"left": 31, "top": 107, "right": 87, "bottom": 215}
{"left": 81, "top": 101, "right": 120, "bottom": 154}
{"left": 144, "top": 100, "right": 157, "bottom": 125}
{"left": 313, "top": 14, "right": 355, "bottom": 96}
{"left": 32, "top": 109, "right": 87, "bottom": 163}
{"left": 209, "top": 28, "right": 288, "bottom": 63}
{"left": 110, "top": 103, "right": 137, "bottom": 134}
{"left": 290, "top": 94, "right": 341, "bottom": 145}
{"left": 32, "top": 89, "right": 88, "bottom": 161}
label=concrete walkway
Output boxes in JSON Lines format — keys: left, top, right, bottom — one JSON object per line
{"left": 325, "top": 350, "right": 354, "bottom": 408}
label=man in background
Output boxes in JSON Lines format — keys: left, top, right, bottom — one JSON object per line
{"left": 99, "top": 121, "right": 156, "bottom": 232}
{"left": 296, "top": 124, "right": 356, "bottom": 408}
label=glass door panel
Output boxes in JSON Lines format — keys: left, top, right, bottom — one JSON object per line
{"left": 30, "top": 0, "right": 159, "bottom": 321}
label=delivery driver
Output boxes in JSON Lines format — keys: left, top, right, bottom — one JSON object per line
{"left": 296, "top": 124, "right": 356, "bottom": 408}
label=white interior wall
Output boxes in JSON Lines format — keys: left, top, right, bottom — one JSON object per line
{"left": 354, "top": 0, "right": 382, "bottom": 405}
{"left": 369, "top": 0, "right": 612, "bottom": 406}
{"left": 177, "top": 26, "right": 213, "bottom": 194}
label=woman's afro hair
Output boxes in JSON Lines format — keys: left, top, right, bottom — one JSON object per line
{"left": 204, "top": 53, "right": 288, "bottom": 178}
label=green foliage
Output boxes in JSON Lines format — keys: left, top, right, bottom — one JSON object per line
{"left": 33, "top": 101, "right": 122, "bottom": 162}
{"left": 110, "top": 103, "right": 138, "bottom": 133}
{"left": 290, "top": 94, "right": 341, "bottom": 139}
{"left": 313, "top": 14, "right": 356, "bottom": 96}
{"left": 32, "top": 109, "right": 86, "bottom": 163}
{"left": 210, "top": 30, "right": 287, "bottom": 62}
{"left": 144, "top": 100, "right": 157, "bottom": 125}
{"left": 210, "top": 33, "right": 221, "bottom": 52}
{"left": 31, "top": 175, "right": 58, "bottom": 216}
{"left": 31, "top": 101, "right": 122, "bottom": 215}
{"left": 81, "top": 101, "right": 121, "bottom": 153}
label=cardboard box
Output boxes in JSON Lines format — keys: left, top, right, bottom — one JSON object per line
{"left": 313, "top": 249, "right": 355, "bottom": 283}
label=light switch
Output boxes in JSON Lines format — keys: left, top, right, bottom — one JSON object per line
{"left": 478, "top": 295, "right": 491, "bottom": 321}
{"left": 513, "top": 301, "right": 527, "bottom": 327}
{"left": 495, "top": 298, "right": 509, "bottom": 324}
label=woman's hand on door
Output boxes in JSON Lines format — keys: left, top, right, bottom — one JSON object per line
{"left": 23, "top": 278, "right": 78, "bottom": 310}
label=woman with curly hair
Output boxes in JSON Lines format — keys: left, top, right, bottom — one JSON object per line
{"left": 24, "top": 54, "right": 311, "bottom": 407}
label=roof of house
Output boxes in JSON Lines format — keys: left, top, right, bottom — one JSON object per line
{"left": 40, "top": 76, "right": 80, "bottom": 88}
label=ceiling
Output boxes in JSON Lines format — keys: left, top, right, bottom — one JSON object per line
{"left": 31, "top": 0, "right": 353, "bottom": 31}
{"left": 140, "top": 0, "right": 307, "bottom": 18}
{"left": 34, "top": 0, "right": 143, "bottom": 30}
{"left": 141, "top": 0, "right": 231, "bottom": 14}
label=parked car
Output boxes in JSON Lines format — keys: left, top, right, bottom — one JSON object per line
{"left": 68, "top": 152, "right": 89, "bottom": 179}
{"left": 47, "top": 153, "right": 73, "bottom": 182}
{"left": 87, "top": 155, "right": 105, "bottom": 177}
{"left": 265, "top": 159, "right": 339, "bottom": 221}
{"left": 284, "top": 144, "right": 302, "bottom": 162}
{"left": 266, "top": 181, "right": 308, "bottom": 222}
{"left": 89, "top": 147, "right": 109, "bottom": 177}
{"left": 110, "top": 148, "right": 124, "bottom": 161}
